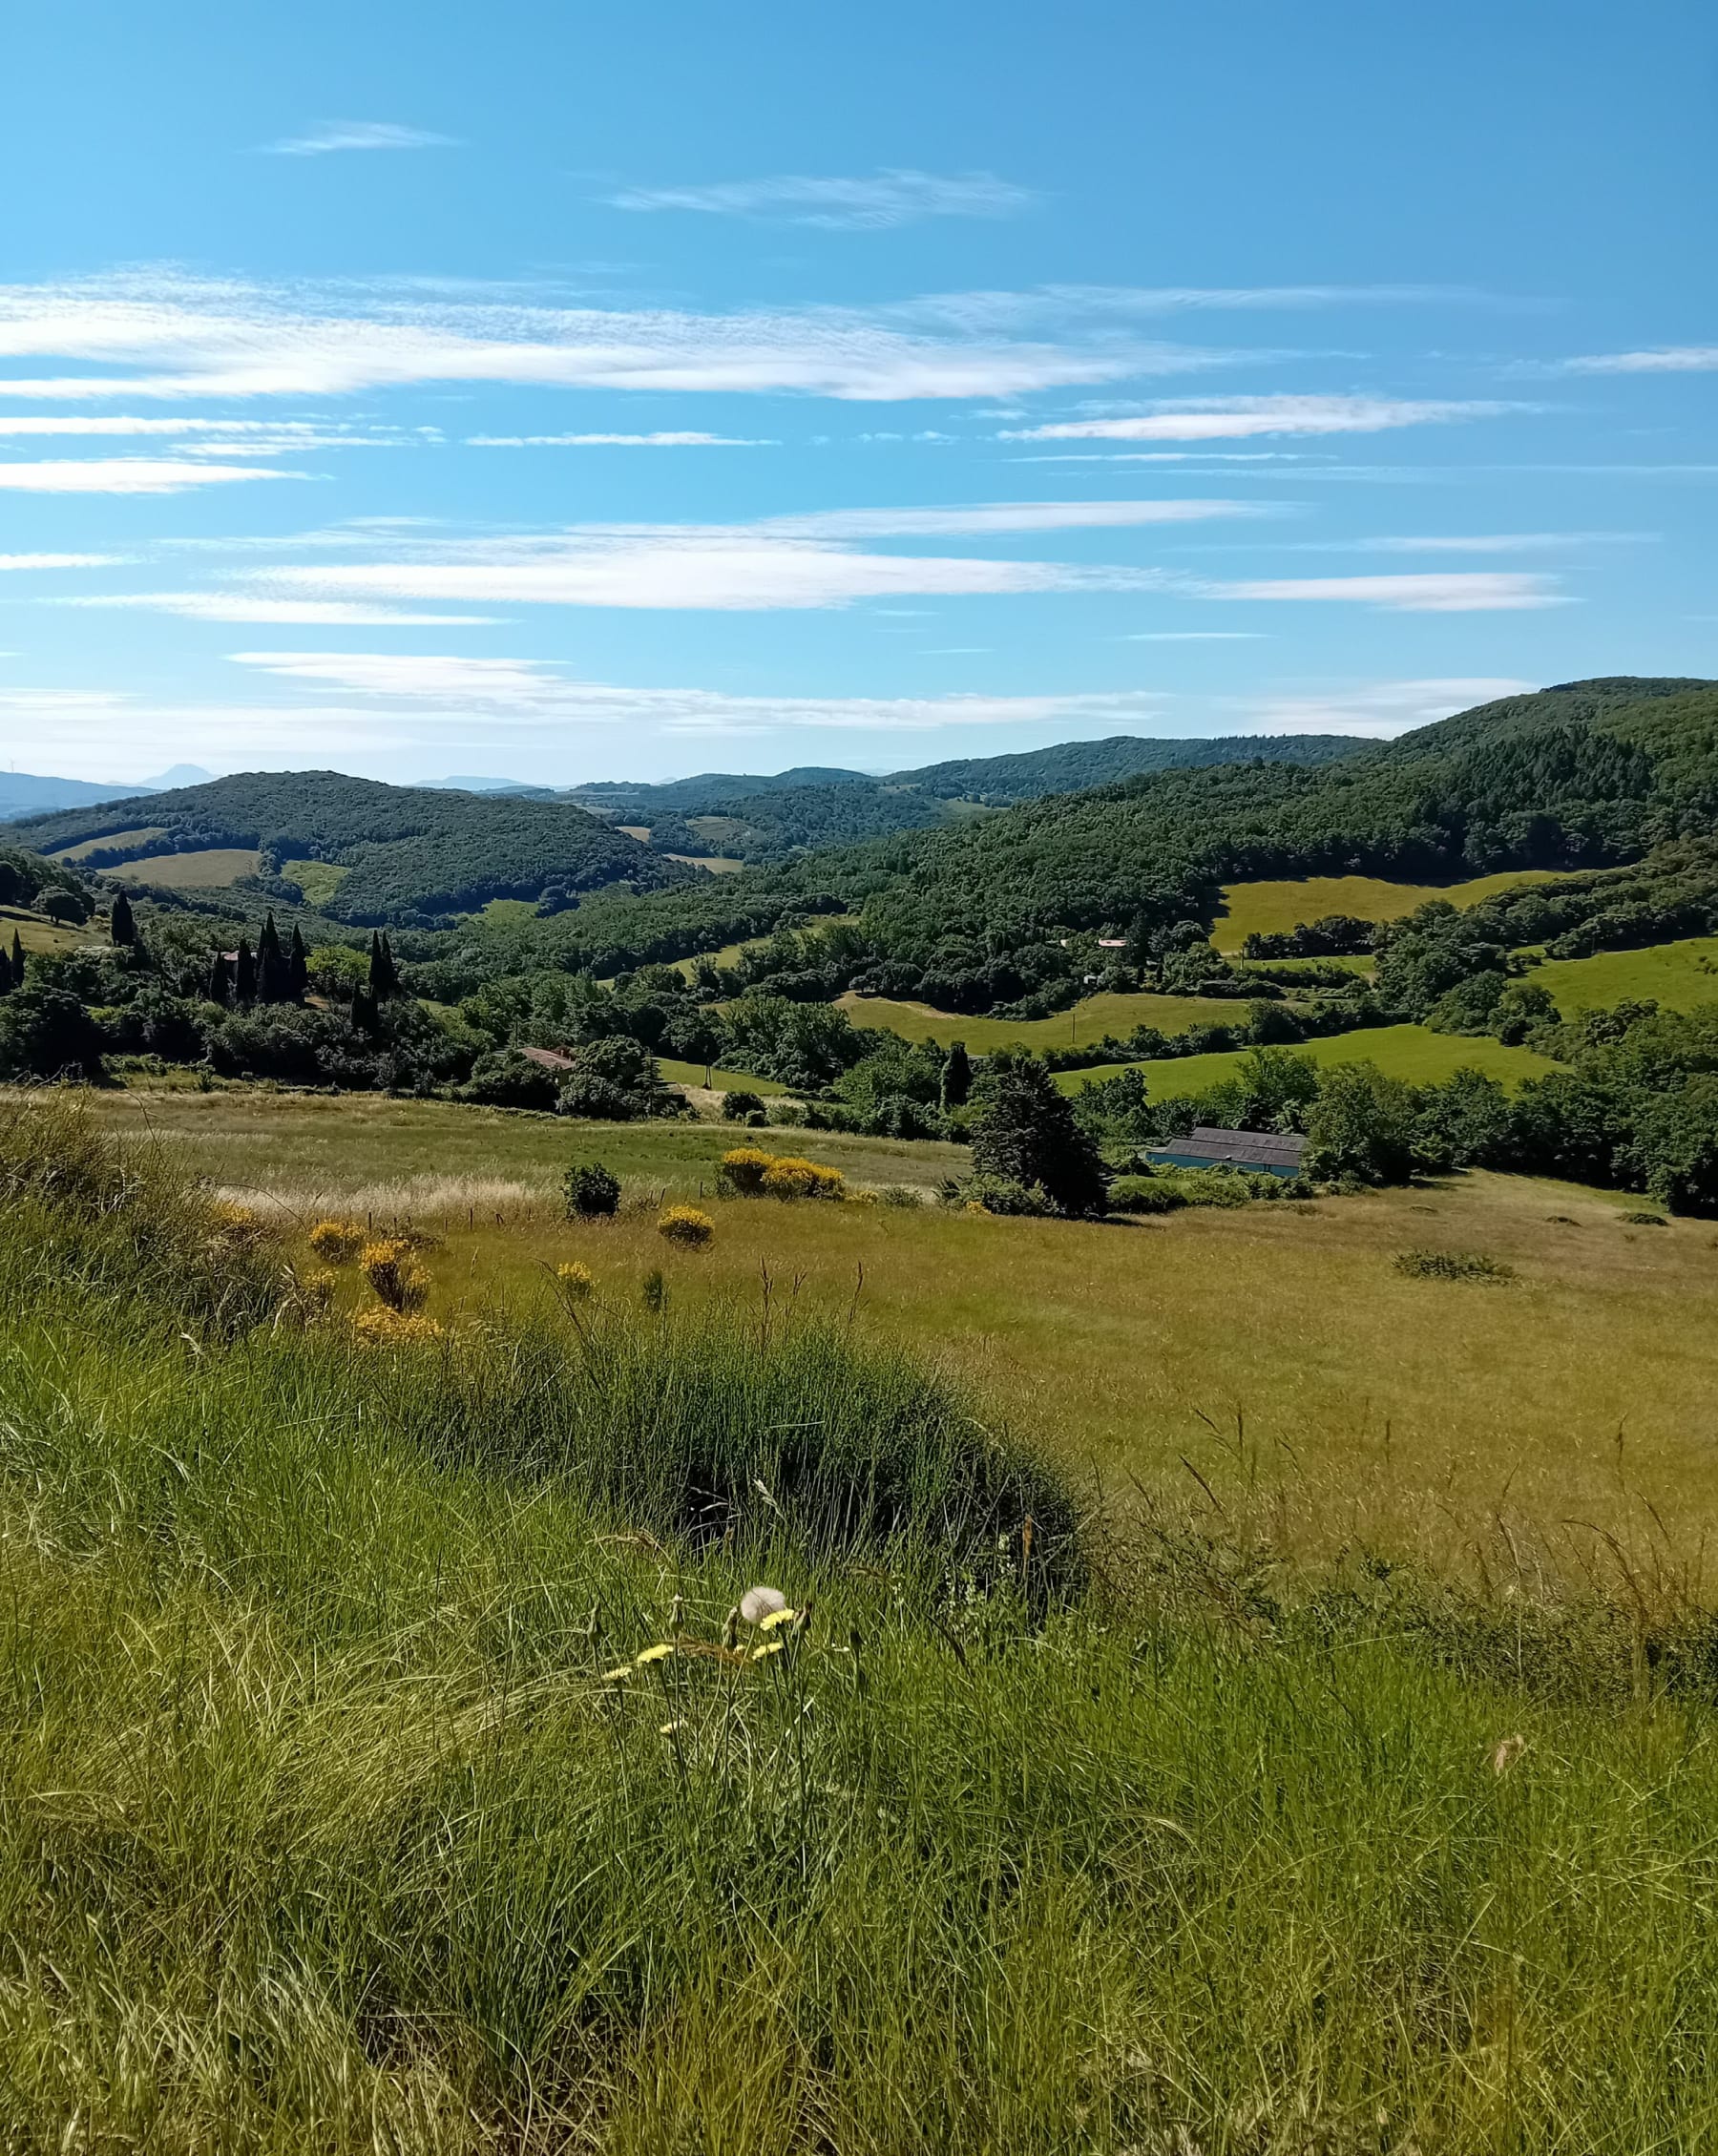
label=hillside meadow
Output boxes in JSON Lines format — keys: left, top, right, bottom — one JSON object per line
{"left": 9, "top": 1095, "right": 1718, "bottom": 2146}
{"left": 53, "top": 1085, "right": 1718, "bottom": 1585}
{"left": 838, "top": 987, "right": 1245, "bottom": 1050}
{"left": 1210, "top": 870, "right": 1581, "bottom": 952}
{"left": 1525, "top": 932, "right": 1718, "bottom": 1012}
{"left": 1057, "top": 1020, "right": 1561, "bottom": 1098}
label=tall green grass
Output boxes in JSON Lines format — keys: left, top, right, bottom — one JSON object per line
{"left": 1, "top": 1101, "right": 1716, "bottom": 2148}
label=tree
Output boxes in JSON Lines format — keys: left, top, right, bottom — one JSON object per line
{"left": 970, "top": 1057, "right": 1108, "bottom": 1218}
{"left": 207, "top": 951, "right": 233, "bottom": 1006}
{"left": 1414, "top": 1066, "right": 1513, "bottom": 1169}
{"left": 234, "top": 936, "right": 256, "bottom": 1004}
{"left": 0, "top": 982, "right": 104, "bottom": 1080}
{"left": 564, "top": 1162, "right": 621, "bottom": 1218}
{"left": 40, "top": 890, "right": 89, "bottom": 927}
{"left": 257, "top": 912, "right": 289, "bottom": 1004}
{"left": 109, "top": 890, "right": 136, "bottom": 947}
{"left": 1303, "top": 1063, "right": 1422, "bottom": 1184}
{"left": 940, "top": 1039, "right": 972, "bottom": 1110}
{"left": 0, "top": 940, "right": 12, "bottom": 997}
{"left": 369, "top": 931, "right": 400, "bottom": 1000}
{"left": 1627, "top": 1074, "right": 1718, "bottom": 1215}
{"left": 287, "top": 925, "right": 309, "bottom": 1003}
{"left": 10, "top": 931, "right": 23, "bottom": 985}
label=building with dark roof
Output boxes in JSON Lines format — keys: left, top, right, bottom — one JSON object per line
{"left": 1146, "top": 1125, "right": 1307, "bottom": 1179}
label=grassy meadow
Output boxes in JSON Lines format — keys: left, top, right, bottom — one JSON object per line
{"left": 117, "top": 846, "right": 262, "bottom": 888}
{"left": 0, "top": 902, "right": 98, "bottom": 956}
{"left": 4, "top": 1095, "right": 1718, "bottom": 2146}
{"left": 1525, "top": 932, "right": 1718, "bottom": 1013}
{"left": 54, "top": 1084, "right": 1718, "bottom": 1585}
{"left": 1058, "top": 1020, "right": 1562, "bottom": 1099}
{"left": 49, "top": 823, "right": 168, "bottom": 864}
{"left": 1210, "top": 869, "right": 1578, "bottom": 952}
{"left": 839, "top": 987, "right": 1245, "bottom": 1050}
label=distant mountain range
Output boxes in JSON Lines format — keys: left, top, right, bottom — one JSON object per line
{"left": 0, "top": 764, "right": 213, "bottom": 821}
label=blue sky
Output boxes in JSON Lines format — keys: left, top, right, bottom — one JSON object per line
{"left": 3, "top": 0, "right": 1713, "bottom": 785}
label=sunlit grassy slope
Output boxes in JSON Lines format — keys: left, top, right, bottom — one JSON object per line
{"left": 1211, "top": 870, "right": 1579, "bottom": 952}
{"left": 839, "top": 988, "right": 1243, "bottom": 1050}
{"left": 1526, "top": 934, "right": 1718, "bottom": 1014}
{"left": 280, "top": 857, "right": 350, "bottom": 907}
{"left": 55, "top": 1087, "right": 1718, "bottom": 1581}
{"left": 10, "top": 1107, "right": 1718, "bottom": 2146}
{"left": 1058, "top": 1022, "right": 1561, "bottom": 1098}
{"left": 117, "top": 848, "right": 262, "bottom": 888}
{"left": 49, "top": 824, "right": 166, "bottom": 864}
{"left": 0, "top": 904, "right": 97, "bottom": 955}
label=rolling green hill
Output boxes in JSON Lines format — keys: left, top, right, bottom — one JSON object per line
{"left": 14, "top": 770, "right": 687, "bottom": 926}
{"left": 576, "top": 732, "right": 1366, "bottom": 861}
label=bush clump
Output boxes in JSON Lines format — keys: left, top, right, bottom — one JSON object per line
{"left": 720, "top": 1089, "right": 766, "bottom": 1122}
{"left": 1393, "top": 1247, "right": 1516, "bottom": 1284}
{"left": 362, "top": 1238, "right": 431, "bottom": 1313}
{"left": 564, "top": 1162, "right": 621, "bottom": 1219}
{"left": 658, "top": 1204, "right": 716, "bottom": 1250}
{"left": 307, "top": 1217, "right": 366, "bottom": 1265}
{"left": 760, "top": 1155, "right": 846, "bottom": 1202}
{"left": 350, "top": 1307, "right": 444, "bottom": 1347}
{"left": 1107, "top": 1174, "right": 1189, "bottom": 1215}
{"left": 717, "top": 1145, "right": 775, "bottom": 1195}
{"left": 942, "top": 1175, "right": 1056, "bottom": 1218}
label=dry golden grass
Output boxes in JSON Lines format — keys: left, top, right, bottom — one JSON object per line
{"left": 58, "top": 1086, "right": 1718, "bottom": 1588}
{"left": 116, "top": 848, "right": 262, "bottom": 889}
{"left": 0, "top": 904, "right": 98, "bottom": 956}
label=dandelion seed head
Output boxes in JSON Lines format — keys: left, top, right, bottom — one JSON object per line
{"left": 740, "top": 1585, "right": 787, "bottom": 1625}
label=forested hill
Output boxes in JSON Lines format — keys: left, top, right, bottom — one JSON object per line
{"left": 10, "top": 770, "right": 686, "bottom": 926}
{"left": 852, "top": 676, "right": 1718, "bottom": 952}
{"left": 573, "top": 731, "right": 1364, "bottom": 861}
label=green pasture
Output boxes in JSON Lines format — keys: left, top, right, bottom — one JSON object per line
{"left": 1057, "top": 1020, "right": 1562, "bottom": 1099}
{"left": 1527, "top": 933, "right": 1718, "bottom": 1015}
{"left": 838, "top": 987, "right": 1246, "bottom": 1051}
{"left": 1211, "top": 869, "right": 1578, "bottom": 952}
{"left": 281, "top": 857, "right": 350, "bottom": 907}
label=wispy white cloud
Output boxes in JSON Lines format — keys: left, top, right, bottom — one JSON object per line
{"left": 222, "top": 649, "right": 1173, "bottom": 735}
{"left": 0, "top": 553, "right": 124, "bottom": 569}
{"left": 0, "top": 457, "right": 303, "bottom": 492}
{"left": 752, "top": 498, "right": 1269, "bottom": 537}
{"left": 0, "top": 415, "right": 434, "bottom": 455}
{"left": 601, "top": 169, "right": 1036, "bottom": 229}
{"left": 1206, "top": 572, "right": 1565, "bottom": 611}
{"left": 467, "top": 430, "right": 776, "bottom": 447}
{"left": 1221, "top": 678, "right": 1540, "bottom": 738}
{"left": 1004, "top": 396, "right": 1528, "bottom": 442}
{"left": 55, "top": 594, "right": 504, "bottom": 624}
{"left": 261, "top": 533, "right": 1163, "bottom": 612}
{"left": 0, "top": 270, "right": 1261, "bottom": 404}
{"left": 260, "top": 121, "right": 460, "bottom": 157}
{"left": 1287, "top": 531, "right": 1653, "bottom": 555}
{"left": 1554, "top": 345, "right": 1718, "bottom": 374}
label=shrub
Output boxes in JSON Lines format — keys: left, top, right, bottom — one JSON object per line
{"left": 943, "top": 1175, "right": 1056, "bottom": 1217}
{"left": 721, "top": 1089, "right": 766, "bottom": 1122}
{"left": 1393, "top": 1248, "right": 1516, "bottom": 1283}
{"left": 350, "top": 1307, "right": 444, "bottom": 1346}
{"left": 718, "top": 1145, "right": 777, "bottom": 1195}
{"left": 640, "top": 1266, "right": 667, "bottom": 1312}
{"left": 881, "top": 1183, "right": 924, "bottom": 1208}
{"left": 555, "top": 1260, "right": 596, "bottom": 1299}
{"left": 1108, "top": 1174, "right": 1189, "bottom": 1215}
{"left": 760, "top": 1155, "right": 846, "bottom": 1202}
{"left": 1620, "top": 1210, "right": 1668, "bottom": 1227}
{"left": 362, "top": 1239, "right": 431, "bottom": 1313}
{"left": 657, "top": 1205, "right": 715, "bottom": 1250}
{"left": 307, "top": 1217, "right": 366, "bottom": 1266}
{"left": 564, "top": 1162, "right": 621, "bottom": 1219}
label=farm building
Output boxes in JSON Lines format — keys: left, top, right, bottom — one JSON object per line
{"left": 1147, "top": 1126, "right": 1307, "bottom": 1179}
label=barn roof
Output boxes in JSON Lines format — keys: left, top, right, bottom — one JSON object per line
{"left": 1149, "top": 1125, "right": 1307, "bottom": 1171}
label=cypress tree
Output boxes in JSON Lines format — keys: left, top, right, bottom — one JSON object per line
{"left": 287, "top": 924, "right": 309, "bottom": 1003}
{"left": 208, "top": 950, "right": 232, "bottom": 1006}
{"left": 940, "top": 1039, "right": 972, "bottom": 1110}
{"left": 0, "top": 940, "right": 12, "bottom": 996}
{"left": 350, "top": 982, "right": 378, "bottom": 1034}
{"left": 234, "top": 936, "right": 256, "bottom": 1004}
{"left": 257, "top": 912, "right": 288, "bottom": 1003}
{"left": 10, "top": 930, "right": 23, "bottom": 989}
{"left": 369, "top": 930, "right": 399, "bottom": 1000}
{"left": 109, "top": 890, "right": 136, "bottom": 947}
